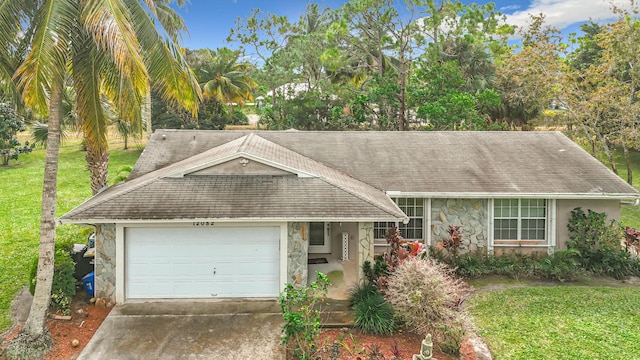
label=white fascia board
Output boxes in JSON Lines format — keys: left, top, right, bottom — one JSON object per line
{"left": 385, "top": 191, "right": 640, "bottom": 201}
{"left": 59, "top": 216, "right": 406, "bottom": 225}
{"left": 165, "top": 152, "right": 316, "bottom": 178}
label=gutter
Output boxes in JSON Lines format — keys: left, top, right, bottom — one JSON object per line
{"left": 385, "top": 191, "right": 640, "bottom": 201}
{"left": 58, "top": 216, "right": 408, "bottom": 225}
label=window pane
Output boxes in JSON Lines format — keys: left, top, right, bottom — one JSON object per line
{"left": 374, "top": 221, "right": 395, "bottom": 239}
{"left": 395, "top": 198, "right": 424, "bottom": 240}
{"left": 309, "top": 222, "right": 325, "bottom": 246}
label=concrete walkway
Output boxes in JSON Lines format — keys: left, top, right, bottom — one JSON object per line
{"left": 78, "top": 300, "right": 284, "bottom": 360}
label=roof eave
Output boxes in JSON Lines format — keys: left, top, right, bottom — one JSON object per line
{"left": 58, "top": 215, "right": 406, "bottom": 225}
{"left": 386, "top": 191, "right": 640, "bottom": 201}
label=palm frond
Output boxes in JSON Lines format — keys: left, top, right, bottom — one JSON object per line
{"left": 81, "top": 0, "right": 148, "bottom": 93}
{"left": 125, "top": 0, "right": 200, "bottom": 116}
{"left": 14, "top": 0, "right": 77, "bottom": 116}
{"left": 152, "top": 2, "right": 189, "bottom": 43}
{"left": 71, "top": 31, "right": 109, "bottom": 154}
{"left": 30, "top": 121, "right": 68, "bottom": 148}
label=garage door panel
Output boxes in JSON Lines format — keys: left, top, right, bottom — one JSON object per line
{"left": 125, "top": 226, "right": 280, "bottom": 299}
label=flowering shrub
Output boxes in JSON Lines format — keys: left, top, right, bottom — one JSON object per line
{"left": 624, "top": 227, "right": 640, "bottom": 258}
{"left": 441, "top": 225, "right": 462, "bottom": 255}
{"left": 385, "top": 257, "right": 469, "bottom": 355}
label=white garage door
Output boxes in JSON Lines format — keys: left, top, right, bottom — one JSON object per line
{"left": 125, "top": 226, "right": 280, "bottom": 299}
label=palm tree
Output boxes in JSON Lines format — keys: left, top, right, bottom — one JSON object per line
{"left": 0, "top": 0, "right": 200, "bottom": 355}
{"left": 194, "top": 48, "right": 256, "bottom": 116}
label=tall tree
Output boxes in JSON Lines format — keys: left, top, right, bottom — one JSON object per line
{"left": 192, "top": 48, "right": 257, "bottom": 115}
{"left": 0, "top": 0, "right": 199, "bottom": 356}
{"left": 494, "top": 14, "right": 566, "bottom": 127}
{"left": 228, "top": 8, "right": 294, "bottom": 106}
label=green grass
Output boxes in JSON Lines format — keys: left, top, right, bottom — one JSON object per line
{"left": 583, "top": 143, "right": 640, "bottom": 227}
{"left": 0, "top": 141, "right": 140, "bottom": 332}
{"left": 468, "top": 286, "right": 640, "bottom": 359}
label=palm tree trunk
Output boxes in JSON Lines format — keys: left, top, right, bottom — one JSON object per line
{"left": 143, "top": 84, "right": 152, "bottom": 140}
{"left": 86, "top": 145, "right": 109, "bottom": 195}
{"left": 22, "top": 83, "right": 63, "bottom": 344}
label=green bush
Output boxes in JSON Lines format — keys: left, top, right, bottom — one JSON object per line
{"left": 348, "top": 281, "right": 379, "bottom": 308}
{"left": 431, "top": 247, "right": 584, "bottom": 282}
{"left": 385, "top": 257, "right": 467, "bottom": 355}
{"left": 29, "top": 245, "right": 77, "bottom": 315}
{"left": 567, "top": 207, "right": 639, "bottom": 279}
{"left": 537, "top": 249, "right": 582, "bottom": 281}
{"left": 362, "top": 257, "right": 388, "bottom": 285}
{"left": 279, "top": 272, "right": 329, "bottom": 360}
{"left": 353, "top": 291, "right": 396, "bottom": 335}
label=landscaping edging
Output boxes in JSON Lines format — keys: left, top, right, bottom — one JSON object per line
{"left": 460, "top": 335, "right": 493, "bottom": 360}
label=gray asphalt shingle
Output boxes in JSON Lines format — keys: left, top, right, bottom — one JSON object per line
{"left": 61, "top": 130, "right": 638, "bottom": 223}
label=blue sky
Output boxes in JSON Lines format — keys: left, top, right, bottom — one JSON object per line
{"left": 175, "top": 0, "right": 633, "bottom": 50}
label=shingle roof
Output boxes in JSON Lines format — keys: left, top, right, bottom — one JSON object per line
{"left": 61, "top": 130, "right": 638, "bottom": 223}
{"left": 61, "top": 133, "right": 407, "bottom": 222}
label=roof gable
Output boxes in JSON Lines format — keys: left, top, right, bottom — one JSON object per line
{"left": 166, "top": 134, "right": 315, "bottom": 178}
{"left": 60, "top": 133, "right": 407, "bottom": 223}
{"left": 188, "top": 157, "right": 293, "bottom": 176}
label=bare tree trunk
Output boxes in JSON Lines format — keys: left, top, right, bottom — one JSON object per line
{"left": 20, "top": 82, "right": 64, "bottom": 351}
{"left": 623, "top": 144, "right": 633, "bottom": 185}
{"left": 397, "top": 51, "right": 406, "bottom": 131}
{"left": 581, "top": 125, "right": 597, "bottom": 156}
{"left": 595, "top": 131, "right": 618, "bottom": 174}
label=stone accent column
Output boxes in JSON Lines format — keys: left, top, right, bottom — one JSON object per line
{"left": 287, "top": 222, "right": 308, "bottom": 287}
{"left": 358, "top": 222, "right": 374, "bottom": 280}
{"left": 94, "top": 223, "right": 116, "bottom": 301}
{"left": 431, "top": 199, "right": 488, "bottom": 254}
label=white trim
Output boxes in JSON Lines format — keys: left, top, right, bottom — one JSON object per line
{"left": 492, "top": 244, "right": 550, "bottom": 248}
{"left": 115, "top": 225, "right": 125, "bottom": 304}
{"left": 59, "top": 216, "right": 404, "bottom": 225}
{"left": 488, "top": 198, "right": 556, "bottom": 250}
{"left": 487, "top": 199, "right": 494, "bottom": 254}
{"left": 308, "top": 222, "right": 331, "bottom": 253}
{"left": 386, "top": 191, "right": 638, "bottom": 201}
{"left": 279, "top": 223, "right": 288, "bottom": 292}
{"left": 116, "top": 222, "right": 288, "bottom": 303}
{"left": 166, "top": 152, "right": 316, "bottom": 179}
{"left": 426, "top": 198, "right": 432, "bottom": 247}
{"left": 548, "top": 199, "right": 557, "bottom": 254}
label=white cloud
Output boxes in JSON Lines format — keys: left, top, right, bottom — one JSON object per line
{"left": 500, "top": 5, "right": 522, "bottom": 11}
{"left": 504, "top": 0, "right": 636, "bottom": 31}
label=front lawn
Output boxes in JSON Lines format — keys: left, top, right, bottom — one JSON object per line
{"left": 0, "top": 140, "right": 140, "bottom": 331}
{"left": 468, "top": 286, "right": 640, "bottom": 359}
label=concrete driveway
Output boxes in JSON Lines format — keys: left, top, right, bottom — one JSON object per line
{"left": 78, "top": 300, "right": 284, "bottom": 360}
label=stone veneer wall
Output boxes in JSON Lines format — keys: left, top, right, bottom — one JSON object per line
{"left": 358, "top": 222, "right": 374, "bottom": 280}
{"left": 94, "top": 223, "right": 116, "bottom": 300}
{"left": 287, "top": 222, "right": 309, "bottom": 287}
{"left": 431, "top": 199, "right": 488, "bottom": 254}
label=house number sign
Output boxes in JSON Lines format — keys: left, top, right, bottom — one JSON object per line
{"left": 192, "top": 221, "right": 215, "bottom": 227}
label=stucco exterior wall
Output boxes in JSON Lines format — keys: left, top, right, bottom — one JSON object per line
{"left": 287, "top": 222, "right": 309, "bottom": 287}
{"left": 94, "top": 223, "right": 116, "bottom": 301}
{"left": 556, "top": 199, "right": 621, "bottom": 249}
{"left": 431, "top": 198, "right": 488, "bottom": 254}
{"left": 329, "top": 222, "right": 359, "bottom": 263}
